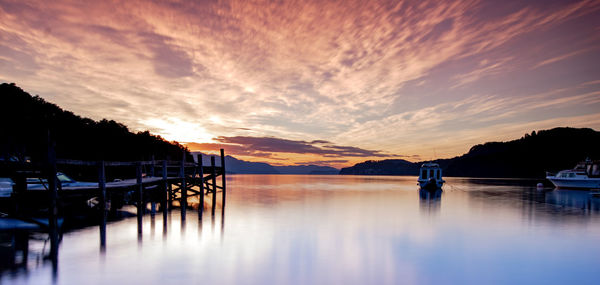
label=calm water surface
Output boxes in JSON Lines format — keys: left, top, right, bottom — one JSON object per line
{"left": 2, "top": 175, "right": 600, "bottom": 284}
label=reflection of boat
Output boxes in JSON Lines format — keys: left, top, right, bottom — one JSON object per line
{"left": 418, "top": 163, "right": 445, "bottom": 190}
{"left": 545, "top": 189, "right": 600, "bottom": 212}
{"left": 419, "top": 188, "right": 442, "bottom": 200}
{"left": 419, "top": 188, "right": 442, "bottom": 214}
{"left": 546, "top": 159, "right": 600, "bottom": 189}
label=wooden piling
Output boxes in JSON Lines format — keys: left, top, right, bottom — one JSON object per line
{"left": 211, "top": 156, "right": 217, "bottom": 215}
{"left": 166, "top": 160, "right": 173, "bottom": 210}
{"left": 46, "top": 133, "right": 59, "bottom": 268}
{"left": 136, "top": 162, "right": 143, "bottom": 234}
{"left": 98, "top": 160, "right": 107, "bottom": 250}
{"left": 180, "top": 152, "right": 187, "bottom": 219}
{"left": 47, "top": 135, "right": 58, "bottom": 225}
{"left": 162, "top": 160, "right": 168, "bottom": 217}
{"left": 198, "top": 153, "right": 204, "bottom": 217}
{"left": 220, "top": 149, "right": 226, "bottom": 206}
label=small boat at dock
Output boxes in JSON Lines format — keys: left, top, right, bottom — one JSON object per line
{"left": 546, "top": 159, "right": 600, "bottom": 189}
{"left": 418, "top": 162, "right": 445, "bottom": 190}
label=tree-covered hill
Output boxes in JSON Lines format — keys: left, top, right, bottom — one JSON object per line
{"left": 340, "top": 127, "right": 600, "bottom": 178}
{"left": 0, "top": 83, "right": 187, "bottom": 163}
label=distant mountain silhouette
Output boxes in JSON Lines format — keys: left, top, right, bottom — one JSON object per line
{"left": 0, "top": 83, "right": 187, "bottom": 163}
{"left": 191, "top": 152, "right": 339, "bottom": 174}
{"left": 274, "top": 165, "right": 339, "bottom": 175}
{"left": 339, "top": 159, "right": 419, "bottom": 175}
{"left": 192, "top": 152, "right": 279, "bottom": 174}
{"left": 340, "top": 127, "right": 600, "bottom": 178}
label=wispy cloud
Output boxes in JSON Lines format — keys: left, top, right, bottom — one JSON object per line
{"left": 532, "top": 46, "right": 597, "bottom": 70}
{"left": 451, "top": 57, "right": 514, "bottom": 89}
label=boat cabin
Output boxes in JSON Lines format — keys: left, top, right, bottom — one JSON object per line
{"left": 420, "top": 163, "right": 442, "bottom": 181}
{"left": 573, "top": 159, "right": 600, "bottom": 178}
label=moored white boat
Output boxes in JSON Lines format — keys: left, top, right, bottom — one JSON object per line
{"left": 418, "top": 162, "right": 445, "bottom": 190}
{"left": 546, "top": 159, "right": 600, "bottom": 189}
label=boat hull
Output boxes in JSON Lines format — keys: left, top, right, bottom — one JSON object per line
{"left": 418, "top": 179, "right": 444, "bottom": 190}
{"left": 546, "top": 177, "right": 600, "bottom": 189}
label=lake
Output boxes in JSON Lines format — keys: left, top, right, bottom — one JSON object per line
{"left": 1, "top": 175, "right": 599, "bottom": 284}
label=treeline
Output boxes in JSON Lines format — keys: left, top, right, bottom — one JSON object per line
{"left": 340, "top": 127, "right": 600, "bottom": 178}
{"left": 0, "top": 83, "right": 188, "bottom": 163}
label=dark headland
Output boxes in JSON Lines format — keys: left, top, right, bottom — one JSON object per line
{"left": 340, "top": 127, "right": 600, "bottom": 178}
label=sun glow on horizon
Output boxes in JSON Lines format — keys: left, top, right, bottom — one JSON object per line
{"left": 142, "top": 118, "right": 214, "bottom": 144}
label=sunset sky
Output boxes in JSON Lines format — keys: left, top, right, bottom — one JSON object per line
{"left": 1, "top": 0, "right": 599, "bottom": 167}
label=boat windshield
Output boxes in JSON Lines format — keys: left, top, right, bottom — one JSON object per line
{"left": 57, "top": 173, "right": 75, "bottom": 183}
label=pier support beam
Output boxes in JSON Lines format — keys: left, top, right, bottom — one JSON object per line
{"left": 220, "top": 149, "right": 226, "bottom": 207}
{"left": 198, "top": 153, "right": 204, "bottom": 217}
{"left": 98, "top": 160, "right": 107, "bottom": 251}
{"left": 162, "top": 160, "right": 168, "bottom": 234}
{"left": 46, "top": 132, "right": 59, "bottom": 280}
{"left": 211, "top": 156, "right": 217, "bottom": 215}
{"left": 136, "top": 162, "right": 143, "bottom": 235}
{"left": 162, "top": 160, "right": 168, "bottom": 212}
{"left": 180, "top": 152, "right": 187, "bottom": 220}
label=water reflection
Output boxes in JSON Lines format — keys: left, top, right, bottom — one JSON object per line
{"left": 0, "top": 231, "right": 30, "bottom": 271}
{"left": 545, "top": 190, "right": 600, "bottom": 213}
{"left": 1, "top": 175, "right": 599, "bottom": 284}
{"left": 418, "top": 188, "right": 442, "bottom": 215}
{"left": 0, "top": 231, "right": 60, "bottom": 279}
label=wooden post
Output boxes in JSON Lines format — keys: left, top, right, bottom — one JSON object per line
{"left": 13, "top": 175, "right": 26, "bottom": 215}
{"left": 220, "top": 149, "right": 226, "bottom": 206}
{"left": 98, "top": 160, "right": 107, "bottom": 251}
{"left": 161, "top": 160, "right": 168, "bottom": 234}
{"left": 46, "top": 133, "right": 59, "bottom": 274}
{"left": 180, "top": 151, "right": 187, "bottom": 219}
{"left": 150, "top": 157, "right": 157, "bottom": 216}
{"left": 136, "top": 162, "right": 143, "bottom": 235}
{"left": 198, "top": 153, "right": 204, "bottom": 217}
{"left": 211, "top": 156, "right": 217, "bottom": 215}
{"left": 162, "top": 160, "right": 168, "bottom": 213}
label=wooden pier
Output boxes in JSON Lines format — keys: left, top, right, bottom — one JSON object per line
{"left": 0, "top": 149, "right": 227, "bottom": 232}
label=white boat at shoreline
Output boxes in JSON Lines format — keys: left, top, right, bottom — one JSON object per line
{"left": 546, "top": 159, "right": 600, "bottom": 189}
{"left": 418, "top": 162, "right": 445, "bottom": 190}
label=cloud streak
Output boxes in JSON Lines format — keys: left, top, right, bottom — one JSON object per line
{"left": 185, "top": 136, "right": 407, "bottom": 159}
